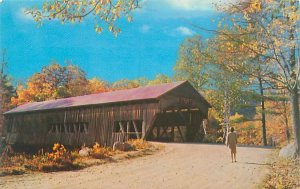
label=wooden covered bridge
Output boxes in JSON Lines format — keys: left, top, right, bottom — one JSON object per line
{"left": 4, "top": 81, "right": 211, "bottom": 148}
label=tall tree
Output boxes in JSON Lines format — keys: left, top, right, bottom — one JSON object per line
{"left": 217, "top": 0, "right": 300, "bottom": 154}
{"left": 173, "top": 35, "right": 250, "bottom": 140}
{"left": 26, "top": 0, "right": 139, "bottom": 36}
{"left": 205, "top": 30, "right": 270, "bottom": 145}
{"left": 205, "top": 64, "right": 250, "bottom": 142}
{"left": 0, "top": 50, "right": 15, "bottom": 135}
{"left": 174, "top": 35, "right": 208, "bottom": 90}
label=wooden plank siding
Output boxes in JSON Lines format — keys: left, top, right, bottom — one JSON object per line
{"left": 5, "top": 102, "right": 160, "bottom": 147}
{"left": 3, "top": 81, "right": 211, "bottom": 148}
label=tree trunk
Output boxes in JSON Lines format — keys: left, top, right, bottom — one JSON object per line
{"left": 223, "top": 89, "right": 230, "bottom": 143}
{"left": 288, "top": 0, "right": 299, "bottom": 154}
{"left": 258, "top": 77, "right": 267, "bottom": 146}
{"left": 282, "top": 96, "right": 290, "bottom": 143}
{"left": 0, "top": 84, "right": 3, "bottom": 136}
{"left": 0, "top": 72, "right": 4, "bottom": 136}
{"left": 290, "top": 84, "right": 300, "bottom": 154}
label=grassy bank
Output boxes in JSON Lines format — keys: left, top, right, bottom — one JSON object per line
{"left": 261, "top": 151, "right": 300, "bottom": 189}
{"left": 0, "top": 140, "right": 161, "bottom": 177}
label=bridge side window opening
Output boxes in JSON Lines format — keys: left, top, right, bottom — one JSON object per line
{"left": 113, "top": 120, "right": 143, "bottom": 139}
{"left": 48, "top": 122, "right": 89, "bottom": 134}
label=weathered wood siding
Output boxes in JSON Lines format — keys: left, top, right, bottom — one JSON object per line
{"left": 4, "top": 82, "right": 211, "bottom": 147}
{"left": 5, "top": 102, "right": 160, "bottom": 147}
{"left": 158, "top": 83, "right": 210, "bottom": 117}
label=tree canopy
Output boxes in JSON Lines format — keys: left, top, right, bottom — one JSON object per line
{"left": 11, "top": 62, "right": 89, "bottom": 105}
{"left": 216, "top": 0, "right": 300, "bottom": 154}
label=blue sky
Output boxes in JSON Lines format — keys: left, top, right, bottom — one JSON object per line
{"left": 0, "top": 0, "right": 223, "bottom": 83}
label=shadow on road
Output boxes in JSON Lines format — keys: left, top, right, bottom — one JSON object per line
{"left": 237, "top": 161, "right": 271, "bottom": 166}
{"left": 151, "top": 142, "right": 275, "bottom": 150}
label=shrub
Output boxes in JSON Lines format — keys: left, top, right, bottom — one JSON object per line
{"left": 25, "top": 143, "right": 78, "bottom": 172}
{"left": 90, "top": 142, "right": 113, "bottom": 159}
{"left": 47, "top": 143, "right": 71, "bottom": 163}
{"left": 202, "top": 134, "right": 218, "bottom": 143}
{"left": 216, "top": 137, "right": 224, "bottom": 143}
{"left": 127, "top": 139, "right": 152, "bottom": 150}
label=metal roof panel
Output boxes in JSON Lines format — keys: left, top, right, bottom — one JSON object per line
{"left": 5, "top": 81, "right": 187, "bottom": 114}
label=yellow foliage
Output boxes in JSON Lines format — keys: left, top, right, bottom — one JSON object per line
{"left": 47, "top": 143, "right": 69, "bottom": 162}
{"left": 88, "top": 78, "right": 110, "bottom": 94}
{"left": 127, "top": 139, "right": 153, "bottom": 150}
{"left": 230, "top": 113, "right": 245, "bottom": 123}
{"left": 264, "top": 156, "right": 300, "bottom": 188}
{"left": 91, "top": 142, "right": 113, "bottom": 159}
{"left": 250, "top": 0, "right": 261, "bottom": 12}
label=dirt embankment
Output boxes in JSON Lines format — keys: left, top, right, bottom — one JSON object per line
{"left": 0, "top": 143, "right": 272, "bottom": 189}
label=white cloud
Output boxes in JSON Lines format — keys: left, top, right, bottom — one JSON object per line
{"left": 144, "top": 0, "right": 230, "bottom": 12}
{"left": 141, "top": 0, "right": 231, "bottom": 19}
{"left": 17, "top": 7, "right": 34, "bottom": 22}
{"left": 176, "top": 26, "right": 194, "bottom": 36}
{"left": 165, "top": 0, "right": 215, "bottom": 11}
{"left": 140, "top": 24, "right": 151, "bottom": 33}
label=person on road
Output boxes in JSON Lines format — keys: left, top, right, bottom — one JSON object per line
{"left": 226, "top": 127, "right": 237, "bottom": 163}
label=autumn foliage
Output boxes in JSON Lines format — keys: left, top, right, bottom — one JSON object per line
{"left": 10, "top": 62, "right": 173, "bottom": 106}
{"left": 11, "top": 62, "right": 113, "bottom": 106}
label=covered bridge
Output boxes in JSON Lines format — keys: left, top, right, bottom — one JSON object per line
{"left": 4, "top": 81, "right": 211, "bottom": 148}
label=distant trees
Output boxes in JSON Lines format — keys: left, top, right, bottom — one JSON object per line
{"left": 111, "top": 78, "right": 141, "bottom": 90}
{"left": 11, "top": 62, "right": 89, "bottom": 105}
{"left": 88, "top": 77, "right": 110, "bottom": 94}
{"left": 0, "top": 50, "right": 15, "bottom": 135}
{"left": 10, "top": 62, "right": 173, "bottom": 106}
{"left": 147, "top": 74, "right": 172, "bottom": 86}
{"left": 26, "top": 0, "right": 139, "bottom": 36}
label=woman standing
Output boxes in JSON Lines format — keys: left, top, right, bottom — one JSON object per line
{"left": 226, "top": 127, "right": 237, "bottom": 163}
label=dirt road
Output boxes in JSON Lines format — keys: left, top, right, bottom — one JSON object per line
{"left": 0, "top": 143, "right": 272, "bottom": 189}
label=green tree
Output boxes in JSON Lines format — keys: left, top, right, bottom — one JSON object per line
{"left": 174, "top": 35, "right": 208, "bottom": 90}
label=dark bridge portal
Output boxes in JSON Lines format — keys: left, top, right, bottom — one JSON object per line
{"left": 146, "top": 108, "right": 205, "bottom": 142}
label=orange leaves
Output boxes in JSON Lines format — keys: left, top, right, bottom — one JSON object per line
{"left": 127, "top": 139, "right": 153, "bottom": 150}
{"left": 11, "top": 84, "right": 33, "bottom": 106}
{"left": 48, "top": 143, "right": 69, "bottom": 162}
{"left": 52, "top": 143, "right": 60, "bottom": 151}
{"left": 91, "top": 142, "right": 112, "bottom": 159}
{"left": 11, "top": 62, "right": 90, "bottom": 106}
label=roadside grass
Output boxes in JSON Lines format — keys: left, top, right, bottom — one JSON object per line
{"left": 0, "top": 140, "right": 160, "bottom": 177}
{"left": 260, "top": 150, "right": 300, "bottom": 189}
